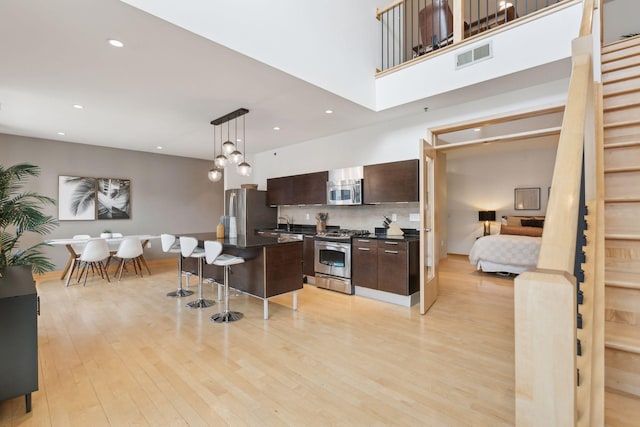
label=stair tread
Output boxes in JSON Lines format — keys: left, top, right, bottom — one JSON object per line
{"left": 605, "top": 198, "right": 640, "bottom": 203}
{"left": 603, "top": 86, "right": 640, "bottom": 97}
{"left": 602, "top": 62, "right": 640, "bottom": 74}
{"left": 605, "top": 233, "right": 640, "bottom": 240}
{"left": 603, "top": 100, "right": 640, "bottom": 112}
{"left": 605, "top": 389, "right": 640, "bottom": 426}
{"left": 604, "top": 119, "right": 640, "bottom": 129}
{"left": 604, "top": 167, "right": 640, "bottom": 173}
{"left": 605, "top": 322, "right": 640, "bottom": 354}
{"left": 606, "top": 271, "right": 640, "bottom": 290}
{"left": 603, "top": 36, "right": 640, "bottom": 55}
{"left": 605, "top": 141, "right": 640, "bottom": 149}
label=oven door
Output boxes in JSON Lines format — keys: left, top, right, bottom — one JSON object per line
{"left": 314, "top": 240, "right": 351, "bottom": 279}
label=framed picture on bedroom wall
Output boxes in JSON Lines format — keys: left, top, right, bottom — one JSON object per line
{"left": 514, "top": 187, "right": 540, "bottom": 210}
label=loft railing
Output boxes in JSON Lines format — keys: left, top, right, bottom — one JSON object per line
{"left": 514, "top": 0, "right": 603, "bottom": 425}
{"left": 376, "top": 0, "right": 568, "bottom": 72}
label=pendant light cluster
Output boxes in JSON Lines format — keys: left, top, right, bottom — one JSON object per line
{"left": 208, "top": 108, "right": 252, "bottom": 182}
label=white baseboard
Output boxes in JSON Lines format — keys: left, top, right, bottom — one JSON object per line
{"left": 354, "top": 286, "right": 419, "bottom": 307}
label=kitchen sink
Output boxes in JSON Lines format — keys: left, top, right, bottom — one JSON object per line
{"left": 277, "top": 233, "right": 303, "bottom": 243}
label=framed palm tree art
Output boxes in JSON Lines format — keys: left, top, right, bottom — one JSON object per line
{"left": 58, "top": 176, "right": 96, "bottom": 220}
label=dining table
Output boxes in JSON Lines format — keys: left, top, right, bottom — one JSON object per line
{"left": 46, "top": 234, "right": 160, "bottom": 285}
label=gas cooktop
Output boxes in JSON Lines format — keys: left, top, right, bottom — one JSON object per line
{"left": 315, "top": 229, "right": 370, "bottom": 240}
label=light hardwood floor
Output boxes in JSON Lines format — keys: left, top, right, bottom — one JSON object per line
{"left": 0, "top": 255, "right": 637, "bottom": 426}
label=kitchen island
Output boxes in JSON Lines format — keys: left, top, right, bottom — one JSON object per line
{"left": 180, "top": 232, "right": 303, "bottom": 319}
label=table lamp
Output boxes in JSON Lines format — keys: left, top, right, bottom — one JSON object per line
{"left": 478, "top": 210, "right": 496, "bottom": 236}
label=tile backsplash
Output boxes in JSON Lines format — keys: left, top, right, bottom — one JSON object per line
{"left": 279, "top": 203, "right": 420, "bottom": 232}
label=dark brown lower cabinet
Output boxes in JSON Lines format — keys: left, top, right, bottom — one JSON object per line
{"left": 352, "top": 239, "right": 419, "bottom": 296}
{"left": 378, "top": 245, "right": 408, "bottom": 294}
{"left": 351, "top": 238, "right": 378, "bottom": 289}
{"left": 303, "top": 235, "right": 316, "bottom": 277}
{"left": 0, "top": 265, "right": 38, "bottom": 413}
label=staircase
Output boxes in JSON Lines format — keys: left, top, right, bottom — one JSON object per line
{"left": 601, "top": 35, "right": 640, "bottom": 400}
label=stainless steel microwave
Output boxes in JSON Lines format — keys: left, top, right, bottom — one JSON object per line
{"left": 326, "top": 166, "right": 363, "bottom": 205}
{"left": 327, "top": 179, "right": 362, "bottom": 205}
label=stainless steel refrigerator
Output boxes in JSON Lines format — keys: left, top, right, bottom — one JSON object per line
{"left": 224, "top": 189, "right": 277, "bottom": 236}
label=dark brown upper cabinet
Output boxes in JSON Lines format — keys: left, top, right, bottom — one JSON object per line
{"left": 363, "top": 159, "right": 419, "bottom": 203}
{"left": 266, "top": 176, "right": 293, "bottom": 206}
{"left": 267, "top": 171, "right": 328, "bottom": 206}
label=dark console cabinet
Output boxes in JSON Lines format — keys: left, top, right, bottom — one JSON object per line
{"left": 0, "top": 265, "right": 38, "bottom": 412}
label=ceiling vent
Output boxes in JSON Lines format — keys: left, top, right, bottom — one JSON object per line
{"left": 456, "top": 42, "right": 493, "bottom": 69}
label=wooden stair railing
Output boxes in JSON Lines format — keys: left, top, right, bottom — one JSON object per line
{"left": 514, "top": 1, "right": 602, "bottom": 426}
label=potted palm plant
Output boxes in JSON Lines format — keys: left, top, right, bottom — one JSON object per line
{"left": 0, "top": 163, "right": 58, "bottom": 274}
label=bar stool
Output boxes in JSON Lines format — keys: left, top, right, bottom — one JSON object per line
{"left": 161, "top": 234, "right": 193, "bottom": 297}
{"left": 204, "top": 240, "right": 244, "bottom": 323}
{"left": 180, "top": 236, "right": 214, "bottom": 309}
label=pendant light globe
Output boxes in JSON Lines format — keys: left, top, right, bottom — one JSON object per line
{"left": 222, "top": 121, "right": 235, "bottom": 154}
{"left": 237, "top": 161, "right": 252, "bottom": 176}
{"left": 229, "top": 150, "right": 243, "bottom": 164}
{"left": 208, "top": 167, "right": 223, "bottom": 182}
{"left": 222, "top": 140, "right": 235, "bottom": 155}
{"left": 214, "top": 154, "right": 228, "bottom": 168}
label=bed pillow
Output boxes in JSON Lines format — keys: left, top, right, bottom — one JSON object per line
{"left": 500, "top": 225, "right": 543, "bottom": 237}
{"left": 521, "top": 218, "right": 545, "bottom": 228}
{"left": 503, "top": 215, "right": 545, "bottom": 227}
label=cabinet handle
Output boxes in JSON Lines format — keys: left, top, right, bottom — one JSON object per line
{"left": 37, "top": 296, "right": 40, "bottom": 316}
{"left": 257, "top": 231, "right": 265, "bottom": 235}
{"left": 356, "top": 239, "right": 370, "bottom": 243}
{"left": 357, "top": 247, "right": 370, "bottom": 251}
{"left": 385, "top": 250, "right": 399, "bottom": 254}
{"left": 384, "top": 241, "right": 399, "bottom": 245}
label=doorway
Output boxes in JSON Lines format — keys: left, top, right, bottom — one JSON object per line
{"left": 419, "top": 106, "right": 563, "bottom": 313}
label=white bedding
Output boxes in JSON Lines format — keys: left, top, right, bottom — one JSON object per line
{"left": 468, "top": 234, "right": 541, "bottom": 274}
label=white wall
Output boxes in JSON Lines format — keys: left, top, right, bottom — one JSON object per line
{"left": 251, "top": 78, "right": 568, "bottom": 188}
{"left": 376, "top": 3, "right": 581, "bottom": 110}
{"left": 446, "top": 142, "right": 558, "bottom": 255}
{"left": 603, "top": 0, "right": 640, "bottom": 44}
{"left": 1, "top": 133, "right": 224, "bottom": 270}
{"left": 122, "top": 0, "right": 387, "bottom": 110}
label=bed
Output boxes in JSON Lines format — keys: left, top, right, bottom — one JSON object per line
{"left": 468, "top": 216, "right": 544, "bottom": 275}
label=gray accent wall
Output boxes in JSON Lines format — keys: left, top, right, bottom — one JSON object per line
{"left": 0, "top": 133, "right": 224, "bottom": 271}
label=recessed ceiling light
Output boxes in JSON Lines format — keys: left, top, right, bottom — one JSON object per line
{"left": 73, "top": 104, "right": 84, "bottom": 109}
{"left": 474, "top": 128, "right": 481, "bottom": 132}
{"left": 57, "top": 132, "right": 65, "bottom": 136}
{"left": 273, "top": 126, "right": 280, "bottom": 131}
{"left": 325, "top": 109, "right": 334, "bottom": 114}
{"left": 236, "top": 138, "right": 242, "bottom": 143}
{"left": 156, "top": 146, "right": 163, "bottom": 150}
{"left": 107, "top": 39, "right": 124, "bottom": 48}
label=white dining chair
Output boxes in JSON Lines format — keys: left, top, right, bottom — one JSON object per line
{"left": 106, "top": 232, "right": 124, "bottom": 267}
{"left": 77, "top": 238, "right": 110, "bottom": 286}
{"left": 65, "top": 234, "right": 91, "bottom": 286}
{"left": 113, "top": 236, "right": 144, "bottom": 280}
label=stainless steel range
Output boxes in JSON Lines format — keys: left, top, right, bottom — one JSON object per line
{"left": 314, "top": 229, "right": 370, "bottom": 294}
